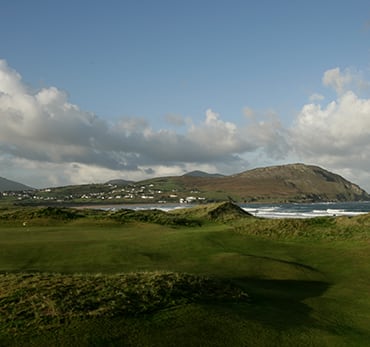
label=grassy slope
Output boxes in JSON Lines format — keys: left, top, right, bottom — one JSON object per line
{"left": 0, "top": 205, "right": 370, "bottom": 346}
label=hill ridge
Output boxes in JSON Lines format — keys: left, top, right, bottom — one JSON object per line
{"left": 0, "top": 177, "right": 34, "bottom": 192}
{"left": 183, "top": 170, "right": 224, "bottom": 178}
{"left": 231, "top": 163, "right": 368, "bottom": 201}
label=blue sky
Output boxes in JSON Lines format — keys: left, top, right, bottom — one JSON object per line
{"left": 1, "top": 1, "right": 370, "bottom": 190}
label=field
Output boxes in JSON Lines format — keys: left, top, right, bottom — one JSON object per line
{"left": 1, "top": 203, "right": 370, "bottom": 346}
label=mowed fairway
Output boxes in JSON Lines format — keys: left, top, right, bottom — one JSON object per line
{"left": 1, "top": 206, "right": 370, "bottom": 346}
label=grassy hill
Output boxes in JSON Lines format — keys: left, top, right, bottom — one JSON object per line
{"left": 169, "top": 201, "right": 253, "bottom": 222}
{"left": 139, "top": 163, "right": 369, "bottom": 203}
{"left": 1, "top": 203, "right": 370, "bottom": 345}
{"left": 0, "top": 177, "right": 34, "bottom": 192}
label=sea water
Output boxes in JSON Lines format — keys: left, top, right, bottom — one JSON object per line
{"left": 240, "top": 201, "right": 370, "bottom": 218}
{"left": 103, "top": 201, "right": 370, "bottom": 219}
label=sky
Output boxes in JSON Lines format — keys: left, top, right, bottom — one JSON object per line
{"left": 1, "top": 1, "right": 370, "bottom": 191}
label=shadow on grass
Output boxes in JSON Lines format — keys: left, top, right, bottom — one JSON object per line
{"left": 225, "top": 277, "right": 331, "bottom": 329}
{"left": 241, "top": 253, "right": 320, "bottom": 272}
{"left": 0, "top": 277, "right": 332, "bottom": 347}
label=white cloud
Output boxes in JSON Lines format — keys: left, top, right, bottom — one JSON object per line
{"left": 187, "top": 109, "right": 244, "bottom": 155}
{"left": 322, "top": 67, "right": 370, "bottom": 96}
{"left": 0, "top": 60, "right": 26, "bottom": 95}
{"left": 322, "top": 67, "right": 352, "bottom": 94}
{"left": 0, "top": 59, "right": 288, "bottom": 187}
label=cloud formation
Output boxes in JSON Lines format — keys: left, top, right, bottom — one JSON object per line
{"left": 0, "top": 59, "right": 287, "bottom": 187}
{"left": 322, "top": 67, "right": 352, "bottom": 94}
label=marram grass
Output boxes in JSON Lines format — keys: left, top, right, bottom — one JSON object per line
{"left": 0, "top": 271, "right": 248, "bottom": 335}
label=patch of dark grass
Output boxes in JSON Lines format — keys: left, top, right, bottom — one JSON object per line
{"left": 110, "top": 208, "right": 202, "bottom": 227}
{"left": 0, "top": 272, "right": 248, "bottom": 336}
{"left": 0, "top": 207, "right": 86, "bottom": 225}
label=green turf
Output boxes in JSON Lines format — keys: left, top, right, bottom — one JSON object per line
{"left": 1, "top": 205, "right": 370, "bottom": 346}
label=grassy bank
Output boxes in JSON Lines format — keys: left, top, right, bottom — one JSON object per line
{"left": 1, "top": 204, "right": 370, "bottom": 346}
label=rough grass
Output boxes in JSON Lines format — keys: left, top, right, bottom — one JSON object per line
{"left": 169, "top": 201, "right": 253, "bottom": 222}
{"left": 0, "top": 206, "right": 87, "bottom": 226}
{"left": 0, "top": 205, "right": 203, "bottom": 227}
{"left": 0, "top": 272, "right": 247, "bottom": 337}
{"left": 110, "top": 208, "right": 202, "bottom": 226}
{"left": 233, "top": 214, "right": 370, "bottom": 240}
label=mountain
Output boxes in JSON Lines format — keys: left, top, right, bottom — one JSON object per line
{"left": 0, "top": 177, "right": 34, "bottom": 192}
{"left": 183, "top": 170, "right": 225, "bottom": 178}
{"left": 226, "top": 163, "right": 369, "bottom": 202}
{"left": 138, "top": 163, "right": 369, "bottom": 202}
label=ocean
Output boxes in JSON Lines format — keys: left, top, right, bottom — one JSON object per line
{"left": 101, "top": 201, "right": 370, "bottom": 219}
{"left": 240, "top": 201, "right": 370, "bottom": 218}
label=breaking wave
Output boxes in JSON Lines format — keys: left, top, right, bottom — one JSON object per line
{"left": 241, "top": 202, "right": 370, "bottom": 219}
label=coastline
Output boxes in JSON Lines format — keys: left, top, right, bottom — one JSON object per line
{"left": 73, "top": 201, "right": 370, "bottom": 219}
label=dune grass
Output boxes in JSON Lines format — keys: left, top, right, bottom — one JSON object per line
{"left": 0, "top": 272, "right": 247, "bottom": 340}
{"left": 1, "top": 204, "right": 370, "bottom": 345}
